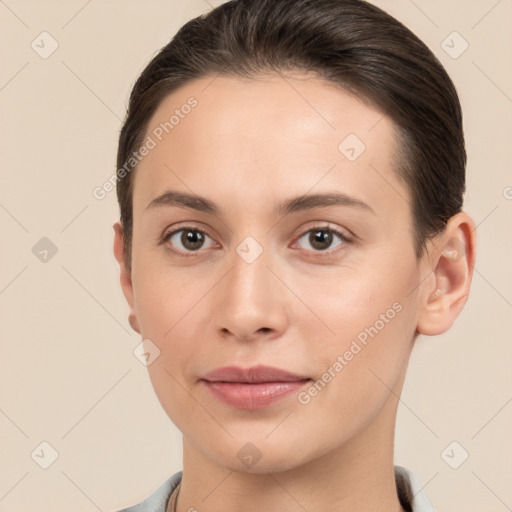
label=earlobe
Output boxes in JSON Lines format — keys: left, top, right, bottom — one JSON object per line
{"left": 113, "top": 222, "right": 141, "bottom": 334}
{"left": 128, "top": 312, "right": 140, "bottom": 333}
{"left": 417, "top": 212, "right": 476, "bottom": 336}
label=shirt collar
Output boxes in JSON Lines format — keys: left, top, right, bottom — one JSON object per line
{"left": 395, "top": 465, "right": 435, "bottom": 512}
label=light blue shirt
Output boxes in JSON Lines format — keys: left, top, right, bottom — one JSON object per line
{"left": 114, "top": 465, "right": 434, "bottom": 512}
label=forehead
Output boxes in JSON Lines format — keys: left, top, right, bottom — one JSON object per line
{"left": 132, "top": 73, "right": 408, "bottom": 221}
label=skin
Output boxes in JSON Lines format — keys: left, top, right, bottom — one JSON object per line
{"left": 113, "top": 72, "right": 476, "bottom": 512}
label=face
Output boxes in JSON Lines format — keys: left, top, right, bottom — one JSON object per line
{"left": 119, "top": 73, "right": 428, "bottom": 473}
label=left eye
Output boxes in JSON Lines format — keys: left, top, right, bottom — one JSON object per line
{"left": 295, "top": 227, "right": 347, "bottom": 252}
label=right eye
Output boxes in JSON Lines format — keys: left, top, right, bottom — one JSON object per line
{"left": 162, "top": 227, "right": 217, "bottom": 255}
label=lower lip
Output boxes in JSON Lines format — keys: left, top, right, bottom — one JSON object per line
{"left": 202, "top": 380, "right": 310, "bottom": 410}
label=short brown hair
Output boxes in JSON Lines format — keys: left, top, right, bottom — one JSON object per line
{"left": 116, "top": 0, "right": 465, "bottom": 270}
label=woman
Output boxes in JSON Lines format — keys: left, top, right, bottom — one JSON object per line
{"left": 112, "top": 0, "right": 476, "bottom": 510}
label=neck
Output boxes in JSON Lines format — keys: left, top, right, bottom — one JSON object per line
{"left": 175, "top": 395, "right": 405, "bottom": 512}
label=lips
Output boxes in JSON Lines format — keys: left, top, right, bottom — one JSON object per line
{"left": 201, "top": 365, "right": 311, "bottom": 409}
{"left": 202, "top": 365, "right": 310, "bottom": 383}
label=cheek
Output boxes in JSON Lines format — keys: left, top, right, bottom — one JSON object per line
{"left": 131, "top": 266, "right": 215, "bottom": 426}
{"left": 293, "top": 260, "right": 418, "bottom": 411}
{"left": 292, "top": 260, "right": 415, "bottom": 349}
{"left": 131, "top": 259, "right": 205, "bottom": 337}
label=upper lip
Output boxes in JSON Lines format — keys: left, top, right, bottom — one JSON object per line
{"left": 202, "top": 365, "right": 311, "bottom": 383}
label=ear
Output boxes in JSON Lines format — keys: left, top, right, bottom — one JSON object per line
{"left": 113, "top": 221, "right": 140, "bottom": 334}
{"left": 417, "top": 212, "right": 476, "bottom": 336}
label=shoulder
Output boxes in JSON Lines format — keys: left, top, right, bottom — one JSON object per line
{"left": 395, "top": 465, "right": 435, "bottom": 512}
{"left": 111, "top": 471, "right": 183, "bottom": 512}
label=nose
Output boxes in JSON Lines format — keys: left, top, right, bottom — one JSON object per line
{"left": 213, "top": 242, "right": 289, "bottom": 343}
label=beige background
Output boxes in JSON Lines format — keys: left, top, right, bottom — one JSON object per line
{"left": 0, "top": 0, "right": 511, "bottom": 511}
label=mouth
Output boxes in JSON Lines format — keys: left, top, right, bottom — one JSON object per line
{"left": 200, "top": 365, "right": 312, "bottom": 410}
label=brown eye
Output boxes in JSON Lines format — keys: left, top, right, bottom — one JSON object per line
{"left": 296, "top": 227, "right": 347, "bottom": 252}
{"left": 164, "top": 228, "right": 214, "bottom": 253}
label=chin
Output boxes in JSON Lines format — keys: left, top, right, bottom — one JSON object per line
{"left": 202, "top": 434, "right": 316, "bottom": 475}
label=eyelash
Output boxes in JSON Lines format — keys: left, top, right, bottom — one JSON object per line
{"left": 160, "top": 223, "right": 354, "bottom": 258}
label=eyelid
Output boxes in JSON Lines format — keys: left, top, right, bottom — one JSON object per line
{"left": 160, "top": 222, "right": 211, "bottom": 240}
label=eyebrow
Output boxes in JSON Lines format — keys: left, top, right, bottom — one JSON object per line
{"left": 145, "top": 190, "right": 375, "bottom": 216}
